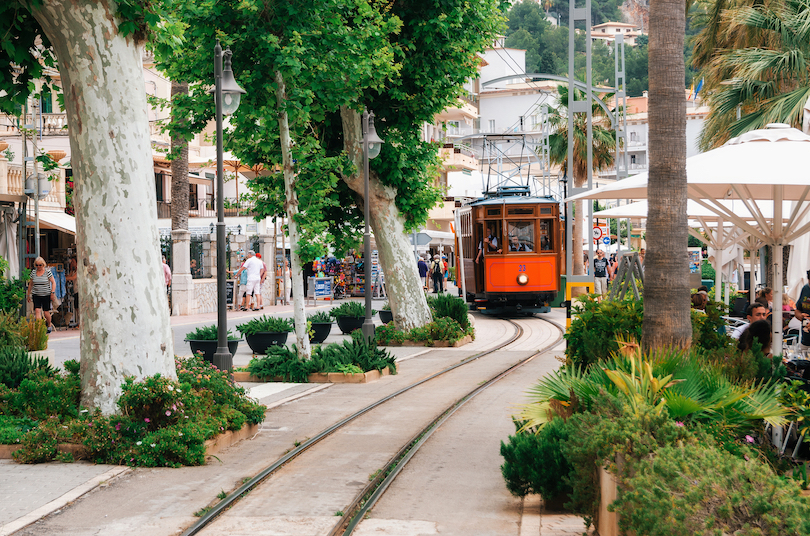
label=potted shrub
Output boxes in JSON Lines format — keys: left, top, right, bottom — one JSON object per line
{"left": 184, "top": 324, "right": 241, "bottom": 363}
{"left": 237, "top": 315, "right": 293, "bottom": 355}
{"left": 331, "top": 301, "right": 374, "bottom": 334}
{"left": 307, "top": 311, "right": 333, "bottom": 344}
{"left": 379, "top": 303, "right": 393, "bottom": 324}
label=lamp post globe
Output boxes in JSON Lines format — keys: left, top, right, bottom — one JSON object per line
{"left": 361, "top": 110, "right": 384, "bottom": 343}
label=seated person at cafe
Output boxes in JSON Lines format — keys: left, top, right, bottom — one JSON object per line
{"left": 731, "top": 303, "right": 769, "bottom": 340}
{"left": 737, "top": 319, "right": 772, "bottom": 358}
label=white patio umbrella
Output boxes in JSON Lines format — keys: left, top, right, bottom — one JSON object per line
{"left": 594, "top": 199, "right": 790, "bottom": 303}
{"left": 568, "top": 124, "right": 810, "bottom": 354}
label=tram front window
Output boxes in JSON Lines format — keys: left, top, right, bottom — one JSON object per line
{"left": 507, "top": 221, "right": 534, "bottom": 252}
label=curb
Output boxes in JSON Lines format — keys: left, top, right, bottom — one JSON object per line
{"left": 0, "top": 466, "right": 130, "bottom": 536}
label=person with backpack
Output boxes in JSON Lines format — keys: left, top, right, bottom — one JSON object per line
{"left": 430, "top": 254, "right": 444, "bottom": 294}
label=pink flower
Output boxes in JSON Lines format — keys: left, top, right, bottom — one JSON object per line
{"left": 165, "top": 410, "right": 171, "bottom": 416}
{"left": 745, "top": 435, "right": 755, "bottom": 443}
{"left": 675, "top": 421, "right": 684, "bottom": 427}
{"left": 115, "top": 423, "right": 121, "bottom": 431}
{"left": 144, "top": 418, "right": 151, "bottom": 423}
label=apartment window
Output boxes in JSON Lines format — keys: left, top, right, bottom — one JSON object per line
{"left": 630, "top": 132, "right": 637, "bottom": 141}
{"left": 155, "top": 172, "right": 165, "bottom": 202}
{"left": 631, "top": 155, "right": 636, "bottom": 164}
{"left": 488, "top": 119, "right": 495, "bottom": 132}
{"left": 519, "top": 116, "right": 524, "bottom": 130}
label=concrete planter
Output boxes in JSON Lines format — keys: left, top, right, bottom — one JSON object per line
{"left": 336, "top": 315, "right": 364, "bottom": 334}
{"left": 28, "top": 348, "right": 56, "bottom": 367}
{"left": 185, "top": 339, "right": 241, "bottom": 363}
{"left": 245, "top": 332, "right": 289, "bottom": 355}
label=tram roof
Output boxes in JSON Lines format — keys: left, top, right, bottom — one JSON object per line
{"left": 468, "top": 194, "right": 558, "bottom": 207}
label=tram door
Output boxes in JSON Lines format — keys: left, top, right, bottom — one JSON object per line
{"left": 475, "top": 223, "right": 484, "bottom": 292}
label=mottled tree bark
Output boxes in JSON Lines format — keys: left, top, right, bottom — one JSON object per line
{"left": 30, "top": 0, "right": 176, "bottom": 413}
{"left": 341, "top": 107, "right": 432, "bottom": 331}
{"left": 276, "top": 71, "right": 312, "bottom": 357}
{"left": 643, "top": 0, "right": 692, "bottom": 350}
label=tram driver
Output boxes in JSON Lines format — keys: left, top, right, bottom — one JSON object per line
{"left": 508, "top": 235, "right": 532, "bottom": 252}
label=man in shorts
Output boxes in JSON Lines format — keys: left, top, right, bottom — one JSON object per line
{"left": 592, "top": 249, "right": 612, "bottom": 298}
{"left": 235, "top": 251, "right": 264, "bottom": 311}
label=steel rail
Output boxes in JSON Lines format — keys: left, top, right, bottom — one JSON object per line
{"left": 181, "top": 314, "right": 528, "bottom": 536}
{"left": 333, "top": 316, "right": 564, "bottom": 535}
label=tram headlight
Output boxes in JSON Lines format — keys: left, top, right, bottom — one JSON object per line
{"left": 517, "top": 273, "right": 529, "bottom": 286}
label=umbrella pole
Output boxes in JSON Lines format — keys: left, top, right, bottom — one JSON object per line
{"left": 774, "top": 243, "right": 784, "bottom": 356}
{"left": 715, "top": 223, "right": 723, "bottom": 303}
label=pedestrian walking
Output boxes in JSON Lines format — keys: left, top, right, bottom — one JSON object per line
{"left": 162, "top": 256, "right": 172, "bottom": 312}
{"left": 27, "top": 256, "right": 56, "bottom": 333}
{"left": 234, "top": 251, "right": 264, "bottom": 310}
{"left": 430, "top": 254, "right": 444, "bottom": 293}
{"left": 417, "top": 255, "right": 429, "bottom": 290}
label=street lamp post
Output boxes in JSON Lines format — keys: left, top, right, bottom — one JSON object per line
{"left": 361, "top": 110, "right": 384, "bottom": 343}
{"left": 209, "top": 41, "right": 245, "bottom": 371}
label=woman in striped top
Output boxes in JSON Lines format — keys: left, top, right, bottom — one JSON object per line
{"left": 27, "top": 256, "right": 56, "bottom": 333}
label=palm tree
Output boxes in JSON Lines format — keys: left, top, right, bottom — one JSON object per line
{"left": 692, "top": 0, "right": 810, "bottom": 149}
{"left": 645, "top": 0, "right": 691, "bottom": 350}
{"left": 548, "top": 85, "right": 615, "bottom": 286}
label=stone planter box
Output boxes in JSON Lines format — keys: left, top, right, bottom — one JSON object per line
{"left": 232, "top": 365, "right": 394, "bottom": 384}
{"left": 381, "top": 334, "right": 473, "bottom": 348}
{"left": 0, "top": 423, "right": 261, "bottom": 460}
{"left": 204, "top": 423, "right": 260, "bottom": 456}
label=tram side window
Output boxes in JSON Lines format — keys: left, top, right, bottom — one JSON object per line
{"left": 539, "top": 220, "right": 552, "bottom": 250}
{"left": 507, "top": 221, "right": 534, "bottom": 252}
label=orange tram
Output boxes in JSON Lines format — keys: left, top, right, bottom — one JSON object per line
{"left": 454, "top": 187, "right": 563, "bottom": 315}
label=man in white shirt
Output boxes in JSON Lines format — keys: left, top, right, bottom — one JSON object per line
{"left": 235, "top": 251, "right": 264, "bottom": 311}
{"left": 731, "top": 303, "right": 769, "bottom": 340}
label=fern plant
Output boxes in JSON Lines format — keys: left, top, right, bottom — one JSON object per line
{"left": 236, "top": 315, "right": 293, "bottom": 336}
{"left": 330, "top": 301, "right": 374, "bottom": 318}
{"left": 185, "top": 324, "right": 239, "bottom": 341}
{"left": 307, "top": 311, "right": 333, "bottom": 323}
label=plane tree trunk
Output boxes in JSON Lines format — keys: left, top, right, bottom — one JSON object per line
{"left": 340, "top": 107, "right": 432, "bottom": 331}
{"left": 31, "top": 0, "right": 176, "bottom": 414}
{"left": 276, "top": 71, "right": 312, "bottom": 357}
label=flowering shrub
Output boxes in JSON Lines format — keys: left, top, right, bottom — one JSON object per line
{"left": 4, "top": 356, "right": 266, "bottom": 467}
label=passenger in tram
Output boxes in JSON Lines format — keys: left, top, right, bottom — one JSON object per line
{"left": 476, "top": 224, "right": 502, "bottom": 263}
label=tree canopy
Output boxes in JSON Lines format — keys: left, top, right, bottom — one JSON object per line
{"left": 156, "top": 0, "right": 505, "bottom": 259}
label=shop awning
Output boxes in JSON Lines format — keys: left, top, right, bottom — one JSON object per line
{"left": 39, "top": 211, "right": 76, "bottom": 235}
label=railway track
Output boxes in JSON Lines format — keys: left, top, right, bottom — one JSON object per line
{"left": 182, "top": 313, "right": 564, "bottom": 536}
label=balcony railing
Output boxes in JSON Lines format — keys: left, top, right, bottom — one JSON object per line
{"left": 1, "top": 113, "right": 69, "bottom": 135}
{"left": 156, "top": 197, "right": 260, "bottom": 219}
{"left": 3, "top": 163, "right": 66, "bottom": 209}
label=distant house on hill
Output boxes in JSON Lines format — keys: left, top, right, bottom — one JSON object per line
{"left": 591, "top": 21, "right": 646, "bottom": 46}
